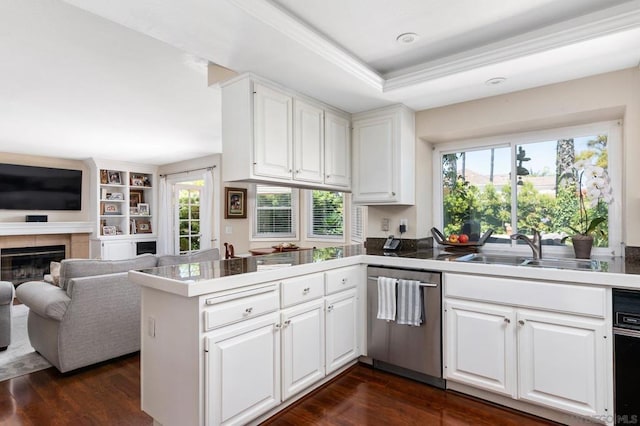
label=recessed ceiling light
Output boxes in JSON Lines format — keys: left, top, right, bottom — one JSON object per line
{"left": 396, "top": 32, "right": 420, "bottom": 45}
{"left": 485, "top": 77, "right": 507, "bottom": 86}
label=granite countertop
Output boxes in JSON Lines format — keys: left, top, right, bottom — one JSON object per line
{"left": 137, "top": 244, "right": 640, "bottom": 285}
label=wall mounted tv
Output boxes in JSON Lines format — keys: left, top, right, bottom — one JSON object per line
{"left": 0, "top": 163, "right": 83, "bottom": 211}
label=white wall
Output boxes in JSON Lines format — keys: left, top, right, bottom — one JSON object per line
{"left": 370, "top": 67, "right": 640, "bottom": 246}
{"left": 0, "top": 152, "right": 90, "bottom": 223}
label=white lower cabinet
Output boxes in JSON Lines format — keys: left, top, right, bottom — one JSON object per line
{"left": 100, "top": 239, "right": 136, "bottom": 260}
{"left": 205, "top": 312, "right": 281, "bottom": 426}
{"left": 325, "top": 288, "right": 359, "bottom": 374}
{"left": 281, "top": 299, "right": 325, "bottom": 400}
{"left": 444, "top": 299, "right": 516, "bottom": 397}
{"left": 517, "top": 309, "right": 606, "bottom": 417}
{"left": 444, "top": 297, "right": 608, "bottom": 418}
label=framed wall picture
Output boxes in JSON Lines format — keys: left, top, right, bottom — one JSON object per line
{"left": 100, "top": 169, "right": 108, "bottom": 184}
{"left": 225, "top": 187, "right": 247, "bottom": 219}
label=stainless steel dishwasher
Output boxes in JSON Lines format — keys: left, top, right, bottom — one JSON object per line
{"left": 367, "top": 265, "right": 444, "bottom": 388}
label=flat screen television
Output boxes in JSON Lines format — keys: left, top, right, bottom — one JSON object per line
{"left": 0, "top": 163, "right": 83, "bottom": 211}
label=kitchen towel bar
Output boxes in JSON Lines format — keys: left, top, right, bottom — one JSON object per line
{"left": 367, "top": 276, "right": 438, "bottom": 288}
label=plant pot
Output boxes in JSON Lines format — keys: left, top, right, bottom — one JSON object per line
{"left": 572, "top": 235, "right": 594, "bottom": 259}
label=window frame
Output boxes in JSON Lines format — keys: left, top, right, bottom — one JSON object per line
{"left": 306, "top": 190, "right": 345, "bottom": 242}
{"left": 432, "top": 120, "right": 622, "bottom": 256}
{"left": 251, "top": 185, "right": 299, "bottom": 241}
{"left": 174, "top": 182, "right": 203, "bottom": 254}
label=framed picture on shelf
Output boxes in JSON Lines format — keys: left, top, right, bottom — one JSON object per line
{"left": 106, "top": 192, "right": 124, "bottom": 201}
{"left": 136, "top": 219, "right": 152, "bottom": 233}
{"left": 130, "top": 173, "right": 145, "bottom": 187}
{"left": 107, "top": 170, "right": 122, "bottom": 185}
{"left": 137, "top": 203, "right": 150, "bottom": 215}
{"left": 102, "top": 225, "right": 117, "bottom": 236}
{"left": 130, "top": 190, "right": 144, "bottom": 207}
{"left": 130, "top": 206, "right": 139, "bottom": 215}
{"left": 225, "top": 187, "right": 247, "bottom": 219}
{"left": 100, "top": 170, "right": 108, "bottom": 184}
{"left": 103, "top": 203, "right": 120, "bottom": 215}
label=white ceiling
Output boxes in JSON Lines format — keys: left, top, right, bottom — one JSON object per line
{"left": 1, "top": 0, "right": 639, "bottom": 165}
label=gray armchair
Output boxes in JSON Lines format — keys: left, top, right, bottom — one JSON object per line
{"left": 0, "top": 280, "right": 15, "bottom": 351}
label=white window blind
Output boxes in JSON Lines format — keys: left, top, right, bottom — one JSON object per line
{"left": 254, "top": 185, "right": 297, "bottom": 238}
{"left": 307, "top": 190, "right": 344, "bottom": 239}
{"left": 351, "top": 205, "right": 366, "bottom": 243}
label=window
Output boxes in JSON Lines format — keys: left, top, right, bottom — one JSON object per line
{"left": 253, "top": 185, "right": 297, "bottom": 239}
{"left": 175, "top": 181, "right": 203, "bottom": 254}
{"left": 351, "top": 205, "right": 366, "bottom": 243}
{"left": 434, "top": 121, "right": 621, "bottom": 255}
{"left": 307, "top": 190, "right": 344, "bottom": 240}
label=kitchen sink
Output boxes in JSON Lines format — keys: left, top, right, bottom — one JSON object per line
{"left": 454, "top": 253, "right": 528, "bottom": 266}
{"left": 521, "top": 258, "right": 601, "bottom": 271}
{"left": 455, "top": 253, "right": 601, "bottom": 271}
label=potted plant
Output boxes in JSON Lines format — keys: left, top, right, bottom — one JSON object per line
{"left": 562, "top": 160, "right": 613, "bottom": 258}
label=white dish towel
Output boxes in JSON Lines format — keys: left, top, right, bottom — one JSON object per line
{"left": 376, "top": 277, "right": 397, "bottom": 321}
{"left": 396, "top": 279, "right": 423, "bottom": 326}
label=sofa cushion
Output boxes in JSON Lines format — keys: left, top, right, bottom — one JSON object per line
{"left": 58, "top": 254, "right": 158, "bottom": 290}
{"left": 157, "top": 248, "right": 220, "bottom": 267}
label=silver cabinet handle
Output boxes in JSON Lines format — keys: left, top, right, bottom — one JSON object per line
{"left": 327, "top": 305, "right": 334, "bottom": 312}
{"left": 274, "top": 323, "right": 281, "bottom": 330}
{"left": 244, "top": 307, "right": 253, "bottom": 315}
{"left": 392, "top": 192, "right": 396, "bottom": 196}
{"left": 504, "top": 318, "right": 511, "bottom": 324}
{"left": 303, "top": 287, "right": 310, "bottom": 294}
{"left": 341, "top": 278, "right": 347, "bottom": 284}
{"left": 518, "top": 320, "right": 525, "bottom": 325}
{"left": 283, "top": 319, "right": 291, "bottom": 327}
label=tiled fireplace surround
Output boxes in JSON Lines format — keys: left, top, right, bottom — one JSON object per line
{"left": 0, "top": 222, "right": 92, "bottom": 284}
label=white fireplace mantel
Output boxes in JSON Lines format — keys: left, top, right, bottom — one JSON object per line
{"left": 0, "top": 222, "right": 94, "bottom": 236}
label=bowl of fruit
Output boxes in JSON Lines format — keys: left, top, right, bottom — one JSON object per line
{"left": 430, "top": 227, "right": 494, "bottom": 251}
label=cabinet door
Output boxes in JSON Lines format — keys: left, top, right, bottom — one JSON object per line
{"left": 101, "top": 240, "right": 135, "bottom": 260}
{"left": 253, "top": 83, "right": 293, "bottom": 179}
{"left": 444, "top": 299, "right": 517, "bottom": 397}
{"left": 293, "top": 99, "right": 324, "bottom": 184}
{"left": 325, "top": 289, "right": 359, "bottom": 374}
{"left": 517, "top": 309, "right": 607, "bottom": 417}
{"left": 205, "top": 312, "right": 280, "bottom": 426}
{"left": 324, "top": 111, "right": 351, "bottom": 188}
{"left": 281, "top": 300, "right": 325, "bottom": 400}
{"left": 352, "top": 114, "right": 396, "bottom": 203}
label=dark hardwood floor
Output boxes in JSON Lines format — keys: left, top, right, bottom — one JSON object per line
{"left": 0, "top": 357, "right": 558, "bottom": 425}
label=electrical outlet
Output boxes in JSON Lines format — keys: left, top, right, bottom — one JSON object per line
{"left": 225, "top": 226, "right": 233, "bottom": 234}
{"left": 381, "top": 218, "right": 390, "bottom": 232}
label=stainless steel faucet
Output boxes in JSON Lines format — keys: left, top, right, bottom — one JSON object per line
{"left": 511, "top": 229, "right": 542, "bottom": 259}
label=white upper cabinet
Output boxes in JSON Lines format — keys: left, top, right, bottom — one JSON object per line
{"left": 221, "top": 74, "right": 351, "bottom": 191}
{"left": 324, "top": 111, "right": 351, "bottom": 188}
{"left": 293, "top": 99, "right": 324, "bottom": 184}
{"left": 254, "top": 83, "right": 293, "bottom": 179}
{"left": 352, "top": 104, "right": 415, "bottom": 205}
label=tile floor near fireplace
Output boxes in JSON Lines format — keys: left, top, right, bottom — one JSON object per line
{"left": 0, "top": 245, "right": 65, "bottom": 285}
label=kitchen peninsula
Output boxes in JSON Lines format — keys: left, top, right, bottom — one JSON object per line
{"left": 129, "top": 245, "right": 640, "bottom": 426}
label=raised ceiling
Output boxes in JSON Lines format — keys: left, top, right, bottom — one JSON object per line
{"left": 1, "top": 0, "right": 639, "bottom": 164}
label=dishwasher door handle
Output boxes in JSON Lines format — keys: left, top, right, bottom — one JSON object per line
{"left": 367, "top": 276, "right": 438, "bottom": 288}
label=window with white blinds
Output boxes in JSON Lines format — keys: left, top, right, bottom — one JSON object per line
{"left": 253, "top": 185, "right": 297, "bottom": 239}
{"left": 307, "top": 190, "right": 344, "bottom": 239}
{"left": 351, "top": 205, "right": 366, "bottom": 243}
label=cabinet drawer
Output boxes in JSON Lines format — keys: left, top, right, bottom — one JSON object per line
{"left": 281, "top": 273, "right": 324, "bottom": 308}
{"left": 204, "top": 288, "right": 279, "bottom": 331}
{"left": 325, "top": 265, "right": 361, "bottom": 295}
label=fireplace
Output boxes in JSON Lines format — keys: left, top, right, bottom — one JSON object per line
{"left": 0, "top": 245, "right": 65, "bottom": 285}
